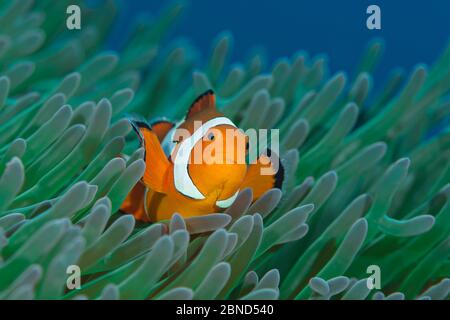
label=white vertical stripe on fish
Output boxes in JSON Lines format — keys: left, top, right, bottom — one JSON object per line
{"left": 173, "top": 117, "right": 237, "bottom": 199}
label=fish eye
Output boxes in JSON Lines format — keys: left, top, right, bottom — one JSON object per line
{"left": 172, "top": 136, "right": 183, "bottom": 144}
{"left": 207, "top": 132, "right": 215, "bottom": 141}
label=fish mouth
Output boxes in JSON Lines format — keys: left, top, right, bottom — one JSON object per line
{"left": 199, "top": 155, "right": 240, "bottom": 165}
{"left": 189, "top": 158, "right": 238, "bottom": 165}
{"left": 222, "top": 158, "right": 247, "bottom": 165}
{"left": 195, "top": 151, "right": 245, "bottom": 165}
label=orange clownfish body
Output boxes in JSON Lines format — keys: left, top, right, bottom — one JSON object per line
{"left": 120, "top": 90, "right": 284, "bottom": 222}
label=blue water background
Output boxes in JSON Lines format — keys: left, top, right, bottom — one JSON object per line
{"left": 103, "top": 0, "right": 449, "bottom": 88}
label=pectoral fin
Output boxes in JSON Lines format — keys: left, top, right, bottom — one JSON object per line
{"left": 240, "top": 149, "right": 284, "bottom": 200}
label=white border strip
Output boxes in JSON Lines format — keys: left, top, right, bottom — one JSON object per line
{"left": 216, "top": 190, "right": 240, "bottom": 208}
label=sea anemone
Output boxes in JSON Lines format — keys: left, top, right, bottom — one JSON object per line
{"left": 0, "top": 0, "right": 449, "bottom": 300}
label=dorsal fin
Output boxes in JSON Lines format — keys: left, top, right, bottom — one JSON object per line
{"left": 186, "top": 89, "right": 216, "bottom": 119}
{"left": 151, "top": 119, "right": 175, "bottom": 142}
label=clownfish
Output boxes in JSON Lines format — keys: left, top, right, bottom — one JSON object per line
{"left": 120, "top": 90, "right": 284, "bottom": 222}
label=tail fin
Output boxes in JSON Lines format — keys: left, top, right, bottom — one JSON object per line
{"left": 128, "top": 119, "right": 171, "bottom": 194}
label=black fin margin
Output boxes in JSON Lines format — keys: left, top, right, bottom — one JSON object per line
{"left": 128, "top": 119, "right": 151, "bottom": 144}
{"left": 125, "top": 115, "right": 152, "bottom": 163}
{"left": 192, "top": 89, "right": 214, "bottom": 104}
{"left": 124, "top": 113, "right": 152, "bottom": 142}
{"left": 265, "top": 148, "right": 285, "bottom": 190}
{"left": 274, "top": 157, "right": 285, "bottom": 190}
